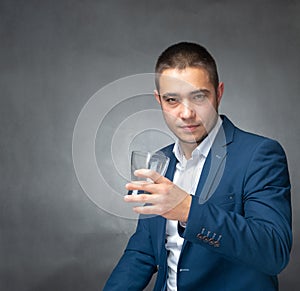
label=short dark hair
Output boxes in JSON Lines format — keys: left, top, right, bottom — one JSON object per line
{"left": 155, "top": 42, "right": 219, "bottom": 91}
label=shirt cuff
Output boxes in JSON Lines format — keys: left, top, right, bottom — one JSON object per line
{"left": 179, "top": 221, "right": 187, "bottom": 228}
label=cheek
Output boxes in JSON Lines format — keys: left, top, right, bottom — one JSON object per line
{"left": 162, "top": 109, "right": 178, "bottom": 124}
{"left": 195, "top": 103, "right": 217, "bottom": 120}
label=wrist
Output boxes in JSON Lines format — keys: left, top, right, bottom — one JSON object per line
{"left": 180, "top": 194, "right": 192, "bottom": 222}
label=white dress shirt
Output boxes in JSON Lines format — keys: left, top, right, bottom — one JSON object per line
{"left": 165, "top": 117, "right": 222, "bottom": 291}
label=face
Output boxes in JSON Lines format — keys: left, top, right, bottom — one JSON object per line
{"left": 155, "top": 67, "right": 224, "bottom": 152}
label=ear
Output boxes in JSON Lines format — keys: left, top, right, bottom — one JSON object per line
{"left": 216, "top": 82, "right": 224, "bottom": 106}
{"left": 154, "top": 90, "right": 161, "bottom": 105}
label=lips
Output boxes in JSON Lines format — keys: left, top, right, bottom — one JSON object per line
{"left": 179, "top": 124, "right": 201, "bottom": 132}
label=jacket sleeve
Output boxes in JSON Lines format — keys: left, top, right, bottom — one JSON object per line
{"left": 103, "top": 217, "right": 157, "bottom": 290}
{"left": 181, "top": 139, "right": 292, "bottom": 275}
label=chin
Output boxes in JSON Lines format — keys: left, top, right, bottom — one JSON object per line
{"left": 179, "top": 136, "right": 205, "bottom": 145}
{"left": 179, "top": 133, "right": 207, "bottom": 144}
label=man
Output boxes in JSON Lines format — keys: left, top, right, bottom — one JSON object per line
{"left": 104, "top": 42, "right": 292, "bottom": 290}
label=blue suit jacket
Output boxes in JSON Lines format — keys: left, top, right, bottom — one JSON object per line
{"left": 104, "top": 116, "right": 292, "bottom": 291}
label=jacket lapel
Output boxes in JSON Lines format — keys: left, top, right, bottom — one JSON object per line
{"left": 154, "top": 148, "right": 177, "bottom": 248}
{"left": 196, "top": 115, "right": 234, "bottom": 202}
{"left": 154, "top": 146, "right": 178, "bottom": 288}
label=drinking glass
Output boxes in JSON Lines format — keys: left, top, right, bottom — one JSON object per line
{"left": 130, "top": 151, "right": 170, "bottom": 183}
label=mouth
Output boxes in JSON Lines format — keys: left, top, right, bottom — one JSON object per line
{"left": 179, "top": 124, "right": 201, "bottom": 132}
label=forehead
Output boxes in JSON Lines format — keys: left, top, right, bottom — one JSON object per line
{"left": 158, "top": 67, "right": 213, "bottom": 94}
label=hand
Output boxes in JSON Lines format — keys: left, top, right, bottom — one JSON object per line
{"left": 124, "top": 169, "right": 192, "bottom": 221}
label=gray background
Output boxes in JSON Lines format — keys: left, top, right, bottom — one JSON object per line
{"left": 1, "top": 0, "right": 299, "bottom": 290}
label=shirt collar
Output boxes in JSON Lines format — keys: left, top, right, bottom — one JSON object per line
{"left": 173, "top": 116, "right": 223, "bottom": 164}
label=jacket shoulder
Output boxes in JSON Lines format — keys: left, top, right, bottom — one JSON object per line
{"left": 156, "top": 143, "right": 175, "bottom": 156}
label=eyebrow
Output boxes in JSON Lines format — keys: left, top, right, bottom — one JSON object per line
{"left": 161, "top": 93, "right": 180, "bottom": 98}
{"left": 161, "top": 89, "right": 210, "bottom": 98}
{"left": 190, "top": 89, "right": 210, "bottom": 95}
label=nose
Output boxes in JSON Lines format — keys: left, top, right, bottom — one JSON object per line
{"left": 179, "top": 100, "right": 195, "bottom": 119}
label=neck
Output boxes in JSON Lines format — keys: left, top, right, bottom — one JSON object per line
{"left": 179, "top": 141, "right": 200, "bottom": 160}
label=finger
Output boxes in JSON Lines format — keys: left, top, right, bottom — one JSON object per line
{"left": 125, "top": 181, "right": 153, "bottom": 191}
{"left": 125, "top": 182, "right": 163, "bottom": 195}
{"left": 136, "top": 182, "right": 167, "bottom": 195}
{"left": 134, "top": 169, "right": 170, "bottom": 184}
{"left": 124, "top": 193, "right": 152, "bottom": 203}
{"left": 133, "top": 204, "right": 160, "bottom": 215}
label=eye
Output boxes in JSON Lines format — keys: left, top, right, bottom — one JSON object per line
{"left": 162, "top": 96, "right": 180, "bottom": 105}
{"left": 192, "top": 94, "right": 206, "bottom": 103}
{"left": 166, "top": 97, "right": 178, "bottom": 104}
